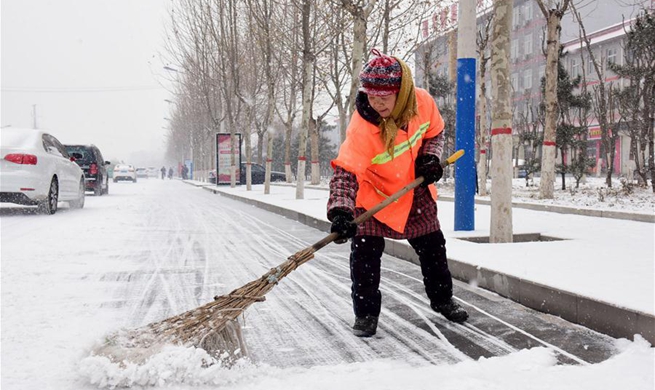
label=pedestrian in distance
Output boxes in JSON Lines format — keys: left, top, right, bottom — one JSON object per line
{"left": 168, "top": 167, "right": 174, "bottom": 179}
{"left": 160, "top": 166, "right": 166, "bottom": 180}
{"left": 327, "top": 49, "right": 468, "bottom": 338}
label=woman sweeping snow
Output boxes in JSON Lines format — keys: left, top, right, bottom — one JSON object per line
{"left": 327, "top": 49, "right": 468, "bottom": 337}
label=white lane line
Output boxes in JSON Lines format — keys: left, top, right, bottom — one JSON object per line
{"left": 386, "top": 268, "right": 590, "bottom": 366}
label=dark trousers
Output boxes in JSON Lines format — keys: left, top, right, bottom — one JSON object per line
{"left": 349, "top": 230, "right": 453, "bottom": 317}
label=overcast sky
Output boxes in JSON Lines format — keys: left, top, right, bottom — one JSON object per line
{"left": 1, "top": 0, "right": 175, "bottom": 165}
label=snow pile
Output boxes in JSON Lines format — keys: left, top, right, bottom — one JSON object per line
{"left": 78, "top": 336, "right": 654, "bottom": 389}
{"left": 79, "top": 345, "right": 254, "bottom": 388}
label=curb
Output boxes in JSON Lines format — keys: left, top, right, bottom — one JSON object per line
{"left": 198, "top": 183, "right": 654, "bottom": 344}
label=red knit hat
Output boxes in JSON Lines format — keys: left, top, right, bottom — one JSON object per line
{"left": 359, "top": 49, "right": 402, "bottom": 96}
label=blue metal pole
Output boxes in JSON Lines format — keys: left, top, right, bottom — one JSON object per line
{"left": 454, "top": 0, "right": 476, "bottom": 231}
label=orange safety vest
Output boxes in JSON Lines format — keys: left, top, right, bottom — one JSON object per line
{"left": 331, "top": 88, "right": 445, "bottom": 233}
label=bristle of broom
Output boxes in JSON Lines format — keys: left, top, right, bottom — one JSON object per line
{"left": 91, "top": 318, "right": 248, "bottom": 367}
{"left": 90, "top": 249, "right": 315, "bottom": 366}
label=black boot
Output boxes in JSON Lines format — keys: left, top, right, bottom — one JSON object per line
{"left": 352, "top": 315, "right": 378, "bottom": 337}
{"left": 431, "top": 298, "right": 468, "bottom": 323}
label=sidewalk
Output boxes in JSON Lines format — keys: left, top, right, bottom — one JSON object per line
{"left": 189, "top": 180, "right": 654, "bottom": 344}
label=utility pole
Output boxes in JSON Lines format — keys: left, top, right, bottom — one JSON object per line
{"left": 454, "top": 0, "right": 477, "bottom": 231}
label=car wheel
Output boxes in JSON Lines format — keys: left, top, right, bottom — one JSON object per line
{"left": 70, "top": 179, "right": 85, "bottom": 209}
{"left": 38, "top": 177, "right": 58, "bottom": 215}
{"left": 94, "top": 180, "right": 102, "bottom": 196}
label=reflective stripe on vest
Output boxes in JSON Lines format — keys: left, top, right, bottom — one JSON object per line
{"left": 371, "top": 122, "right": 430, "bottom": 165}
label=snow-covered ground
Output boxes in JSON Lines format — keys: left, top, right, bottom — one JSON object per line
{"left": 1, "top": 179, "right": 653, "bottom": 389}
{"left": 442, "top": 176, "right": 655, "bottom": 215}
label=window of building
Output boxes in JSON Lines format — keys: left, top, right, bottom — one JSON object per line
{"left": 513, "top": 6, "right": 521, "bottom": 29}
{"left": 511, "top": 39, "right": 519, "bottom": 60}
{"left": 607, "top": 47, "right": 618, "bottom": 66}
{"left": 587, "top": 55, "right": 595, "bottom": 74}
{"left": 524, "top": 2, "right": 533, "bottom": 22}
{"left": 524, "top": 33, "right": 533, "bottom": 57}
{"left": 523, "top": 69, "right": 533, "bottom": 90}
{"left": 571, "top": 57, "right": 580, "bottom": 78}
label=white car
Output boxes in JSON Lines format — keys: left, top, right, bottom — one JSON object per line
{"left": 146, "top": 167, "right": 159, "bottom": 178}
{"left": 0, "top": 128, "right": 85, "bottom": 214}
{"left": 113, "top": 164, "right": 137, "bottom": 182}
{"left": 135, "top": 167, "right": 148, "bottom": 179}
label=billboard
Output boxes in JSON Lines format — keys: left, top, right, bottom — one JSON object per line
{"left": 216, "top": 133, "right": 241, "bottom": 185}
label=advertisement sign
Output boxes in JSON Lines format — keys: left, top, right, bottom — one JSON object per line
{"left": 588, "top": 126, "right": 602, "bottom": 140}
{"left": 216, "top": 133, "right": 241, "bottom": 185}
{"left": 184, "top": 159, "right": 193, "bottom": 180}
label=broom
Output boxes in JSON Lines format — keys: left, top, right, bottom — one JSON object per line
{"left": 93, "top": 150, "right": 465, "bottom": 365}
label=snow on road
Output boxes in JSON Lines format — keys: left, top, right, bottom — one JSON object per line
{"left": 1, "top": 179, "right": 652, "bottom": 389}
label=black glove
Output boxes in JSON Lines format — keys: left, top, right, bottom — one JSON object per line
{"left": 330, "top": 209, "right": 357, "bottom": 244}
{"left": 415, "top": 154, "right": 443, "bottom": 187}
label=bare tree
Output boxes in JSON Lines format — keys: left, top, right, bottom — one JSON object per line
{"left": 339, "top": 0, "right": 380, "bottom": 117}
{"left": 517, "top": 100, "right": 544, "bottom": 187}
{"left": 570, "top": 1, "right": 623, "bottom": 187}
{"left": 476, "top": 13, "right": 493, "bottom": 196}
{"left": 295, "top": 0, "right": 314, "bottom": 199}
{"left": 164, "top": 0, "right": 226, "bottom": 179}
{"left": 535, "top": 0, "right": 571, "bottom": 199}
{"left": 316, "top": 5, "right": 352, "bottom": 143}
{"left": 611, "top": 10, "right": 655, "bottom": 190}
{"left": 246, "top": 0, "right": 280, "bottom": 168}
{"left": 275, "top": 2, "right": 303, "bottom": 183}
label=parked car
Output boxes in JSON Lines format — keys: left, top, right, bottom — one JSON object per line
{"left": 135, "top": 167, "right": 149, "bottom": 179}
{"left": 0, "top": 128, "right": 85, "bottom": 214}
{"left": 64, "top": 144, "right": 110, "bottom": 196}
{"left": 240, "top": 163, "right": 286, "bottom": 184}
{"left": 208, "top": 163, "right": 285, "bottom": 185}
{"left": 113, "top": 164, "right": 137, "bottom": 182}
{"left": 146, "top": 167, "right": 159, "bottom": 178}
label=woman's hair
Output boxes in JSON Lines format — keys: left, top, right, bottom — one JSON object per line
{"left": 379, "top": 57, "right": 417, "bottom": 157}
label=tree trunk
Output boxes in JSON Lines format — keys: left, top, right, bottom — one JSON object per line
{"left": 265, "top": 133, "right": 273, "bottom": 195}
{"left": 296, "top": 0, "right": 313, "bottom": 200}
{"left": 310, "top": 116, "right": 320, "bottom": 184}
{"left": 648, "top": 95, "right": 654, "bottom": 191}
{"left": 489, "top": 0, "right": 513, "bottom": 243}
{"left": 449, "top": 31, "right": 457, "bottom": 87}
{"left": 539, "top": 13, "right": 561, "bottom": 199}
{"left": 347, "top": 15, "right": 367, "bottom": 117}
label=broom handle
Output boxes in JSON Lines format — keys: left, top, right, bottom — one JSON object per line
{"left": 308, "top": 149, "right": 465, "bottom": 253}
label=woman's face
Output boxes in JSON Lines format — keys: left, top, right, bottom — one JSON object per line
{"left": 368, "top": 93, "right": 397, "bottom": 118}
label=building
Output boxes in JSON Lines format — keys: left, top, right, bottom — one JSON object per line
{"left": 562, "top": 18, "right": 633, "bottom": 176}
{"left": 415, "top": 0, "right": 653, "bottom": 177}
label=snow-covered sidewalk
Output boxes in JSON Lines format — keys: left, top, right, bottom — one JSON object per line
{"left": 196, "top": 180, "right": 654, "bottom": 344}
